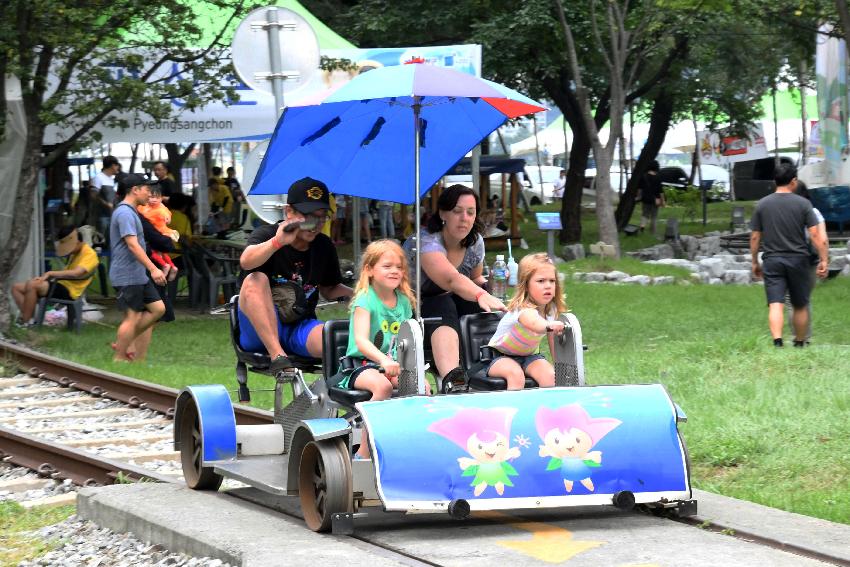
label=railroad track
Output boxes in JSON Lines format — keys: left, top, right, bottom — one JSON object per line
{"left": 0, "top": 339, "right": 273, "bottom": 507}
{"left": 2, "top": 340, "right": 846, "bottom": 567}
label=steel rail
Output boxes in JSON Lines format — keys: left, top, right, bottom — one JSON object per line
{"left": 0, "top": 425, "right": 176, "bottom": 486}
{"left": 0, "top": 339, "right": 272, "bottom": 425}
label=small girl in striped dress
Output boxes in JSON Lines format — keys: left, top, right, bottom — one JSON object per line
{"left": 486, "top": 253, "right": 567, "bottom": 390}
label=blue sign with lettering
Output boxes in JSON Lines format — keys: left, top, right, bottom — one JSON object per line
{"left": 535, "top": 212, "right": 562, "bottom": 231}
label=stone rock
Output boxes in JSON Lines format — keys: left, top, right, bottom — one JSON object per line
{"left": 828, "top": 254, "right": 849, "bottom": 269}
{"left": 680, "top": 234, "right": 699, "bottom": 259}
{"left": 697, "top": 236, "right": 721, "bottom": 256}
{"left": 605, "top": 270, "right": 629, "bottom": 282}
{"left": 584, "top": 272, "right": 606, "bottom": 282}
{"left": 723, "top": 270, "right": 751, "bottom": 284}
{"left": 841, "top": 264, "right": 850, "bottom": 277}
{"left": 572, "top": 272, "right": 585, "bottom": 281}
{"left": 623, "top": 275, "right": 651, "bottom": 285}
{"left": 709, "top": 277, "right": 723, "bottom": 285}
{"left": 699, "top": 257, "right": 725, "bottom": 278}
{"left": 647, "top": 258, "right": 699, "bottom": 272}
{"left": 652, "top": 276, "right": 675, "bottom": 285}
{"left": 629, "top": 243, "right": 674, "bottom": 261}
{"left": 561, "top": 244, "right": 586, "bottom": 261}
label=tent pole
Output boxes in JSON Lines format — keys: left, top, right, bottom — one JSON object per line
{"left": 414, "top": 96, "right": 422, "bottom": 327}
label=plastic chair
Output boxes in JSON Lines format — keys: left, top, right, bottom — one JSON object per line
{"left": 34, "top": 270, "right": 96, "bottom": 333}
{"left": 459, "top": 312, "right": 537, "bottom": 391}
{"left": 185, "top": 243, "right": 240, "bottom": 309}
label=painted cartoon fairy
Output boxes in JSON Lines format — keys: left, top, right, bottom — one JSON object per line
{"left": 535, "top": 404, "right": 621, "bottom": 493}
{"left": 428, "top": 407, "right": 522, "bottom": 497}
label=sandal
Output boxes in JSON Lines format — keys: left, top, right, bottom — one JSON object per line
{"left": 441, "top": 367, "right": 469, "bottom": 394}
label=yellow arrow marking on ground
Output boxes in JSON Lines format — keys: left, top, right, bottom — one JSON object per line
{"left": 475, "top": 511, "right": 605, "bottom": 564}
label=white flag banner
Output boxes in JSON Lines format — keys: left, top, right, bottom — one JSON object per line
{"left": 697, "top": 125, "right": 768, "bottom": 166}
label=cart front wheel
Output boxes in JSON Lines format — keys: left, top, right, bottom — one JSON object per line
{"left": 298, "top": 438, "right": 352, "bottom": 532}
{"left": 179, "top": 400, "right": 223, "bottom": 490}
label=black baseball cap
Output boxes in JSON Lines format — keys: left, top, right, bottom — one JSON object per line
{"left": 118, "top": 173, "right": 157, "bottom": 193}
{"left": 287, "top": 177, "right": 330, "bottom": 214}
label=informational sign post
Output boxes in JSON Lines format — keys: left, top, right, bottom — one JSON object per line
{"left": 535, "top": 212, "right": 562, "bottom": 261}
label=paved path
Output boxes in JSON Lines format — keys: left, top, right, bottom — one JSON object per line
{"left": 78, "top": 484, "right": 850, "bottom": 566}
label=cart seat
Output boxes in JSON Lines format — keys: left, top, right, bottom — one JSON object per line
{"left": 460, "top": 312, "right": 538, "bottom": 390}
{"left": 229, "top": 295, "right": 322, "bottom": 374}
{"left": 322, "top": 319, "right": 372, "bottom": 406}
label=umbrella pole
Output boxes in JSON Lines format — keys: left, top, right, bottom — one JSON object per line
{"left": 414, "top": 97, "right": 422, "bottom": 328}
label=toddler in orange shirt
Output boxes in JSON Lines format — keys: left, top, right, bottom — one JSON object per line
{"left": 137, "top": 185, "right": 179, "bottom": 281}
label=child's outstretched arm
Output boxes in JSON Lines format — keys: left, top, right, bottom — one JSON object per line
{"left": 352, "top": 307, "right": 400, "bottom": 377}
{"left": 517, "top": 308, "right": 565, "bottom": 334}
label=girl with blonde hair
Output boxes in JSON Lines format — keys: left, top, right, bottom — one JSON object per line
{"left": 486, "top": 253, "right": 568, "bottom": 390}
{"left": 335, "top": 240, "right": 424, "bottom": 458}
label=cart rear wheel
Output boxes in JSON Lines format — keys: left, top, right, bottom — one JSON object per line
{"left": 299, "top": 438, "right": 352, "bottom": 532}
{"left": 179, "top": 400, "right": 223, "bottom": 490}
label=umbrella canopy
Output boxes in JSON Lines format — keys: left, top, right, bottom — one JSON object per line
{"left": 249, "top": 63, "right": 545, "bottom": 202}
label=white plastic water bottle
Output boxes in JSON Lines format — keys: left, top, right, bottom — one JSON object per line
{"left": 492, "top": 254, "right": 507, "bottom": 301}
{"left": 507, "top": 255, "right": 518, "bottom": 287}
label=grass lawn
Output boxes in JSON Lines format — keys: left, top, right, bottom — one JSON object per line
{"left": 0, "top": 502, "right": 74, "bottom": 565}
{"left": 5, "top": 198, "right": 848, "bottom": 561}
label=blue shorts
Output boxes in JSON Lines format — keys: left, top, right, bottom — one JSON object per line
{"left": 237, "top": 307, "right": 322, "bottom": 359}
{"left": 486, "top": 353, "right": 546, "bottom": 374}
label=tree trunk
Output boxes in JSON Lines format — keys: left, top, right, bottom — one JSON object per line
{"left": 129, "top": 143, "right": 139, "bottom": 173}
{"left": 0, "top": 118, "right": 44, "bottom": 330}
{"left": 164, "top": 143, "right": 197, "bottom": 193}
{"left": 591, "top": 143, "right": 620, "bottom": 255}
{"left": 560, "top": 135, "right": 591, "bottom": 243}
{"left": 615, "top": 88, "right": 674, "bottom": 228}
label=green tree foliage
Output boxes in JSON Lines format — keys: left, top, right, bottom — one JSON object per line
{"left": 317, "top": 0, "right": 834, "bottom": 242}
{"left": 0, "top": 0, "right": 253, "bottom": 329}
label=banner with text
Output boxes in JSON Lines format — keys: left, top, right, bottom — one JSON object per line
{"left": 44, "top": 44, "right": 482, "bottom": 145}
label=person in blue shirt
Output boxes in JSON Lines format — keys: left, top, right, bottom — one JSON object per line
{"left": 109, "top": 174, "right": 166, "bottom": 362}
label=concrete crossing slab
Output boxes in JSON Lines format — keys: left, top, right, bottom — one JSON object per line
{"left": 78, "top": 483, "right": 850, "bottom": 567}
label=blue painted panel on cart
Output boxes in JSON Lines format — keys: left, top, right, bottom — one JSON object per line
{"left": 186, "top": 384, "right": 237, "bottom": 462}
{"left": 359, "top": 384, "right": 687, "bottom": 503}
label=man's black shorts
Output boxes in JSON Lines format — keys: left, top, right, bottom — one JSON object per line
{"left": 763, "top": 255, "right": 813, "bottom": 308}
{"left": 115, "top": 281, "right": 161, "bottom": 312}
{"left": 51, "top": 283, "right": 72, "bottom": 301}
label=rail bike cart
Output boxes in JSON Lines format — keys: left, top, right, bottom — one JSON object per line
{"left": 174, "top": 311, "right": 696, "bottom": 534}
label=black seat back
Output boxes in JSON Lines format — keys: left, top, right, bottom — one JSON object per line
{"left": 229, "top": 294, "right": 243, "bottom": 350}
{"left": 322, "top": 319, "right": 350, "bottom": 378}
{"left": 459, "top": 312, "right": 504, "bottom": 365}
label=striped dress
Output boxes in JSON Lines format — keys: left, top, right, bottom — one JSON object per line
{"left": 488, "top": 309, "right": 554, "bottom": 356}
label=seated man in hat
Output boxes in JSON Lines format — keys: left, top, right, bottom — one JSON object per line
{"left": 238, "top": 177, "right": 352, "bottom": 372}
{"left": 12, "top": 225, "right": 100, "bottom": 327}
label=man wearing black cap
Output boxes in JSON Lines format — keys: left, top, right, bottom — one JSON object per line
{"left": 238, "top": 177, "right": 351, "bottom": 371}
{"left": 109, "top": 174, "right": 166, "bottom": 362}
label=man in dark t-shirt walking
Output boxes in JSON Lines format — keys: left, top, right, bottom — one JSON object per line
{"left": 238, "top": 177, "right": 352, "bottom": 372}
{"left": 750, "top": 164, "right": 828, "bottom": 347}
{"left": 639, "top": 160, "right": 664, "bottom": 235}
